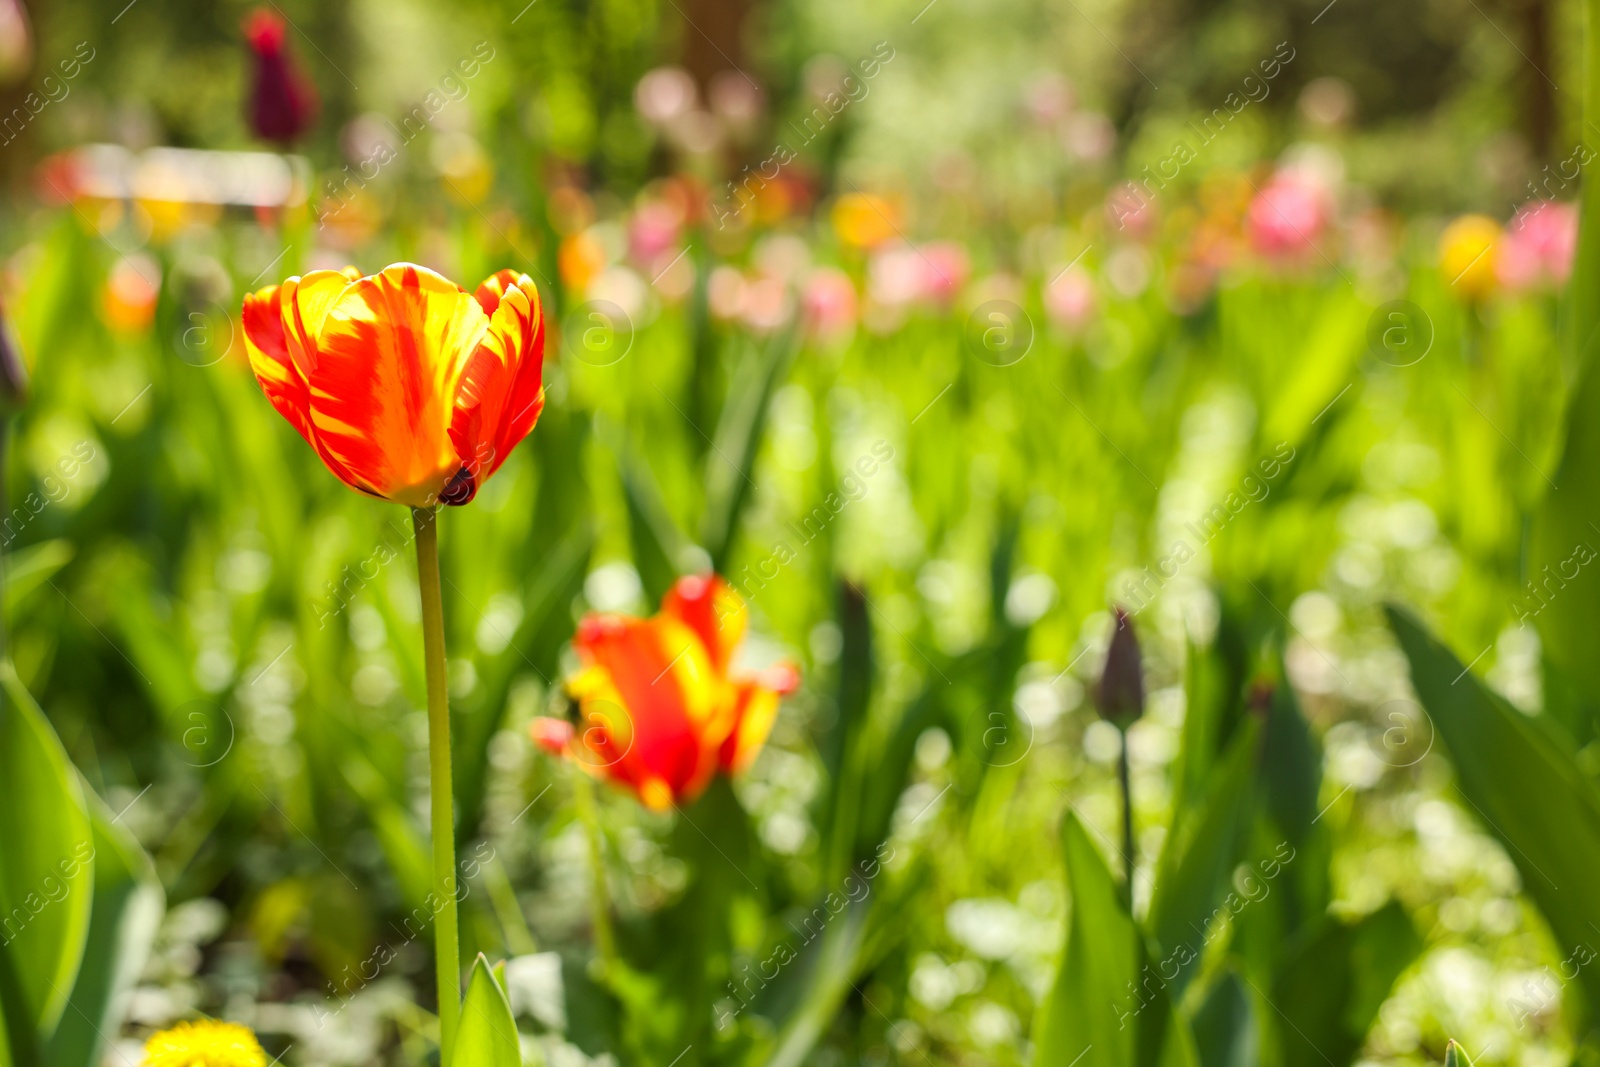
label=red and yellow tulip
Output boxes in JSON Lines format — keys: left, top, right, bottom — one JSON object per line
{"left": 241, "top": 263, "right": 545, "bottom": 506}
{"left": 532, "top": 575, "right": 799, "bottom": 810}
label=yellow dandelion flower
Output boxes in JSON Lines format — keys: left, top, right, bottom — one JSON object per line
{"left": 143, "top": 1020, "right": 268, "bottom": 1067}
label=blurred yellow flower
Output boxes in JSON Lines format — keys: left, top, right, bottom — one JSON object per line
{"left": 831, "top": 192, "right": 900, "bottom": 249}
{"left": 144, "top": 1020, "right": 267, "bottom": 1067}
{"left": 1439, "top": 214, "right": 1500, "bottom": 299}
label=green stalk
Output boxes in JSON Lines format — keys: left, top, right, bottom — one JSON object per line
{"left": 1117, "top": 729, "right": 1134, "bottom": 910}
{"left": 572, "top": 771, "right": 618, "bottom": 976}
{"left": 0, "top": 415, "right": 10, "bottom": 663}
{"left": 484, "top": 853, "right": 538, "bottom": 957}
{"left": 413, "top": 505, "right": 461, "bottom": 1065}
{"left": 1569, "top": 0, "right": 1600, "bottom": 364}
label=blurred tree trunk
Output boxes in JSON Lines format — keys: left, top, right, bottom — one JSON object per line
{"left": 1520, "top": 0, "right": 1554, "bottom": 157}
{"left": 679, "top": 0, "right": 751, "bottom": 86}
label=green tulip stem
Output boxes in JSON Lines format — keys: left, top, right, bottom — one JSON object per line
{"left": 1572, "top": 0, "right": 1600, "bottom": 357}
{"left": 572, "top": 770, "right": 618, "bottom": 977}
{"left": 1118, "top": 728, "right": 1134, "bottom": 909}
{"left": 0, "top": 414, "right": 10, "bottom": 663}
{"left": 413, "top": 505, "right": 461, "bottom": 1066}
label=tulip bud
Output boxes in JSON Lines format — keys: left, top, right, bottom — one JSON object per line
{"left": 245, "top": 9, "right": 317, "bottom": 146}
{"left": 0, "top": 300, "right": 29, "bottom": 414}
{"left": 1095, "top": 606, "right": 1144, "bottom": 727}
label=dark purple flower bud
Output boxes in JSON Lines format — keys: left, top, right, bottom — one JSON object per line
{"left": 245, "top": 9, "right": 317, "bottom": 146}
{"left": 1095, "top": 606, "right": 1144, "bottom": 727}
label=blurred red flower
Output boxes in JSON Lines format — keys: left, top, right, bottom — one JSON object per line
{"left": 245, "top": 9, "right": 317, "bottom": 146}
{"left": 532, "top": 575, "right": 799, "bottom": 810}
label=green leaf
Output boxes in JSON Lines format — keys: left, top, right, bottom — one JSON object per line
{"left": 1172, "top": 609, "right": 1247, "bottom": 819}
{"left": 608, "top": 427, "right": 689, "bottom": 605}
{"left": 760, "top": 896, "right": 872, "bottom": 1067}
{"left": 1258, "top": 288, "right": 1368, "bottom": 446}
{"left": 1259, "top": 663, "right": 1323, "bottom": 851}
{"left": 1146, "top": 719, "right": 1260, "bottom": 998}
{"left": 0, "top": 663, "right": 94, "bottom": 1059}
{"left": 1190, "top": 971, "right": 1255, "bottom": 1067}
{"left": 1266, "top": 902, "right": 1419, "bottom": 1066}
{"left": 454, "top": 954, "right": 521, "bottom": 1067}
{"left": 1387, "top": 603, "right": 1600, "bottom": 1013}
{"left": 700, "top": 325, "right": 800, "bottom": 570}
{"left": 1034, "top": 813, "right": 1135, "bottom": 1067}
{"left": 1035, "top": 813, "right": 1197, "bottom": 1067}
{"left": 12, "top": 217, "right": 87, "bottom": 364}
{"left": 455, "top": 519, "right": 593, "bottom": 845}
{"left": 43, "top": 794, "right": 164, "bottom": 1067}
{"left": 341, "top": 756, "right": 430, "bottom": 913}
{"left": 1533, "top": 81, "right": 1600, "bottom": 730}
{"left": 1445, "top": 1038, "right": 1474, "bottom": 1067}
{"left": 1526, "top": 377, "right": 1600, "bottom": 734}
{"left": 3, "top": 541, "right": 73, "bottom": 618}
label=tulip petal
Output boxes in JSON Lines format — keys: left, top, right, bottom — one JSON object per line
{"left": 719, "top": 682, "right": 781, "bottom": 775}
{"left": 450, "top": 271, "right": 546, "bottom": 486}
{"left": 242, "top": 271, "right": 365, "bottom": 487}
{"left": 242, "top": 282, "right": 302, "bottom": 428}
{"left": 662, "top": 575, "right": 747, "bottom": 674}
{"left": 281, "top": 267, "right": 361, "bottom": 377}
{"left": 310, "top": 264, "right": 490, "bottom": 506}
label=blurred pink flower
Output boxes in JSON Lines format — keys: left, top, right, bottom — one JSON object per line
{"left": 635, "top": 67, "right": 696, "bottom": 126}
{"left": 708, "top": 265, "right": 746, "bottom": 320}
{"left": 709, "top": 71, "right": 765, "bottom": 134}
{"left": 629, "top": 199, "right": 683, "bottom": 265}
{"left": 1105, "top": 187, "right": 1157, "bottom": 240}
{"left": 867, "top": 242, "right": 968, "bottom": 307}
{"left": 802, "top": 267, "right": 857, "bottom": 340}
{"left": 741, "top": 276, "right": 792, "bottom": 334}
{"left": 920, "top": 241, "right": 970, "bottom": 305}
{"left": 868, "top": 244, "right": 927, "bottom": 307}
{"left": 1044, "top": 266, "right": 1095, "bottom": 329}
{"left": 1247, "top": 173, "right": 1331, "bottom": 259}
{"left": 1024, "top": 72, "right": 1073, "bottom": 127}
{"left": 1065, "top": 112, "right": 1115, "bottom": 163}
{"left": 1498, "top": 200, "right": 1576, "bottom": 291}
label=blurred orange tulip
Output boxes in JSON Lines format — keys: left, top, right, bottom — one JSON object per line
{"left": 831, "top": 192, "right": 900, "bottom": 250}
{"left": 531, "top": 575, "right": 799, "bottom": 810}
{"left": 242, "top": 263, "right": 545, "bottom": 507}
